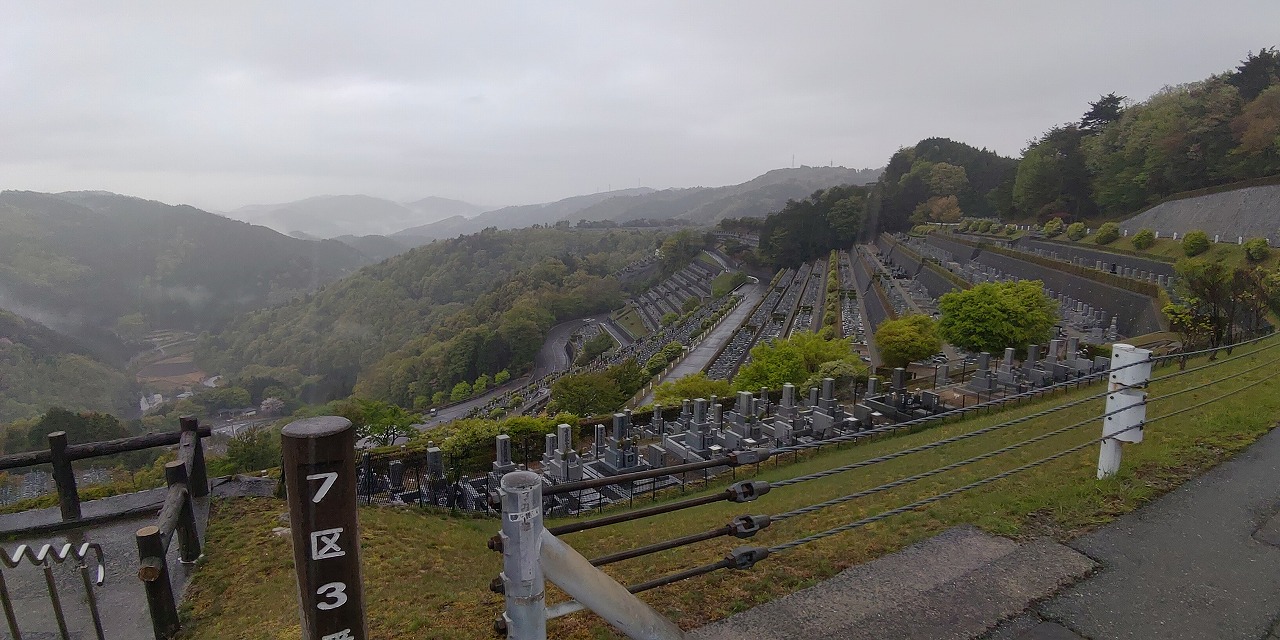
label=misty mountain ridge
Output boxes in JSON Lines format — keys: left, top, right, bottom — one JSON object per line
{"left": 228, "top": 194, "right": 486, "bottom": 239}
{"left": 0, "top": 190, "right": 376, "bottom": 358}
{"left": 393, "top": 166, "right": 880, "bottom": 243}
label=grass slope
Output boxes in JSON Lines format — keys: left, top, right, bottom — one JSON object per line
{"left": 180, "top": 339, "right": 1280, "bottom": 639}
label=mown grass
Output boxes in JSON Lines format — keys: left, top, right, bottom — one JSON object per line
{"left": 179, "top": 338, "right": 1280, "bottom": 639}
{"left": 614, "top": 307, "right": 649, "bottom": 340}
{"left": 1056, "top": 234, "right": 1277, "bottom": 270}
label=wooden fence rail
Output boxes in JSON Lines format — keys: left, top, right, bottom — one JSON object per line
{"left": 0, "top": 416, "right": 211, "bottom": 522}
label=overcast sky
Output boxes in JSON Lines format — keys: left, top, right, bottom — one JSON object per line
{"left": 2, "top": 1, "right": 1277, "bottom": 212}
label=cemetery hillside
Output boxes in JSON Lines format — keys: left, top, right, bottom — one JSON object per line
{"left": 2, "top": 26, "right": 1280, "bottom": 640}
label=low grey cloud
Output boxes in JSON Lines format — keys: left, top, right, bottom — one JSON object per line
{"left": 1, "top": 1, "right": 1276, "bottom": 211}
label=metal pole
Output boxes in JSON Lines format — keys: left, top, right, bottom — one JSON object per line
{"left": 282, "top": 416, "right": 369, "bottom": 640}
{"left": 499, "top": 471, "right": 546, "bottom": 640}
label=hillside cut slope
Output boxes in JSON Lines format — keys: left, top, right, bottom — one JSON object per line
{"left": 1120, "top": 184, "right": 1280, "bottom": 243}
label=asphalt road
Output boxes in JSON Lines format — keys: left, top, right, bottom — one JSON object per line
{"left": 531, "top": 314, "right": 609, "bottom": 379}
{"left": 1034, "top": 426, "right": 1280, "bottom": 639}
{"left": 417, "top": 314, "right": 606, "bottom": 430}
{"left": 635, "top": 281, "right": 764, "bottom": 405}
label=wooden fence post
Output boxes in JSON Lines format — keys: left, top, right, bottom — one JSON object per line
{"left": 48, "top": 431, "right": 80, "bottom": 521}
{"left": 282, "top": 416, "right": 368, "bottom": 640}
{"left": 136, "top": 525, "right": 178, "bottom": 639}
{"left": 164, "top": 460, "right": 202, "bottom": 563}
{"left": 179, "top": 416, "right": 209, "bottom": 498}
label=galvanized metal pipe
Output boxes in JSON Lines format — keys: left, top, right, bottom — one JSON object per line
{"left": 539, "top": 530, "right": 686, "bottom": 640}
{"left": 499, "top": 471, "right": 546, "bottom": 640}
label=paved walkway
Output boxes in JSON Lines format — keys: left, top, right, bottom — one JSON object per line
{"left": 691, "top": 526, "right": 1095, "bottom": 640}
{"left": 991, "top": 425, "right": 1280, "bottom": 639}
{"left": 0, "top": 476, "right": 274, "bottom": 639}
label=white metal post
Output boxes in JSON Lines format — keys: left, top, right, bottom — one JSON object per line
{"left": 539, "top": 530, "right": 686, "bottom": 640}
{"left": 1098, "top": 343, "right": 1152, "bottom": 479}
{"left": 499, "top": 471, "right": 546, "bottom": 640}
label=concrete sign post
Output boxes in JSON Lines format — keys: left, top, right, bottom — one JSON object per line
{"left": 283, "top": 416, "right": 369, "bottom": 640}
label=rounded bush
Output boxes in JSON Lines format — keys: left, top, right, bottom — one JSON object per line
{"left": 1094, "top": 222, "right": 1120, "bottom": 245}
{"left": 1131, "top": 228, "right": 1155, "bottom": 250}
{"left": 1042, "top": 217, "right": 1065, "bottom": 237}
{"left": 978, "top": 220, "right": 993, "bottom": 233}
{"left": 1004, "top": 224, "right": 1018, "bottom": 235}
{"left": 1066, "top": 222, "right": 1087, "bottom": 241}
{"left": 1244, "top": 237, "right": 1270, "bottom": 262}
{"left": 1182, "top": 230, "right": 1210, "bottom": 257}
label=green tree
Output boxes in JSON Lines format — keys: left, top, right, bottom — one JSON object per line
{"left": 431, "top": 391, "right": 446, "bottom": 406}
{"left": 449, "top": 381, "right": 472, "bottom": 402}
{"left": 734, "top": 333, "right": 863, "bottom": 390}
{"left": 1066, "top": 222, "right": 1087, "bottom": 240}
{"left": 1227, "top": 47, "right": 1280, "bottom": 102}
{"left": 1132, "top": 228, "right": 1156, "bottom": 249}
{"left": 550, "top": 371, "right": 625, "bottom": 415}
{"left": 938, "top": 281, "right": 1058, "bottom": 355}
{"left": 217, "top": 425, "right": 281, "bottom": 474}
{"left": 1095, "top": 222, "right": 1120, "bottom": 245}
{"left": 653, "top": 373, "right": 734, "bottom": 405}
{"left": 494, "top": 369, "right": 511, "bottom": 385}
{"left": 1244, "top": 238, "right": 1271, "bottom": 262}
{"left": 473, "top": 373, "right": 491, "bottom": 394}
{"left": 874, "top": 315, "right": 943, "bottom": 369}
{"left": 1080, "top": 93, "right": 1126, "bottom": 132}
{"left": 913, "top": 195, "right": 963, "bottom": 224}
{"left": 1163, "top": 301, "right": 1215, "bottom": 353}
{"left": 337, "top": 398, "right": 421, "bottom": 447}
{"left": 928, "top": 163, "right": 969, "bottom": 197}
{"left": 1183, "top": 230, "right": 1210, "bottom": 256}
{"left": 27, "top": 408, "right": 129, "bottom": 448}
{"left": 660, "top": 312, "right": 679, "bottom": 326}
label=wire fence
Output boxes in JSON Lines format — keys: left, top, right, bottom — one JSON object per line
{"left": 517, "top": 332, "right": 1280, "bottom": 609}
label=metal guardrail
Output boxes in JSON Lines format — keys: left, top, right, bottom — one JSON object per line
{"left": 0, "top": 542, "right": 107, "bottom": 640}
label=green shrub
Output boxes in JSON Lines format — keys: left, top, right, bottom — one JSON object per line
{"left": 1043, "top": 217, "right": 1065, "bottom": 237}
{"left": 1182, "top": 230, "right": 1210, "bottom": 256}
{"left": 977, "top": 220, "right": 993, "bottom": 233}
{"left": 957, "top": 220, "right": 970, "bottom": 232}
{"left": 1094, "top": 222, "right": 1120, "bottom": 245}
{"left": 1131, "top": 228, "right": 1155, "bottom": 250}
{"left": 1066, "top": 222, "right": 1087, "bottom": 241}
{"left": 1244, "top": 237, "right": 1270, "bottom": 262}
{"left": 1004, "top": 224, "right": 1018, "bottom": 236}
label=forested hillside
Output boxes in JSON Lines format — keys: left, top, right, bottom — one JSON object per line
{"left": 0, "top": 310, "right": 135, "bottom": 422}
{"left": 1014, "top": 49, "right": 1280, "bottom": 220}
{"left": 749, "top": 185, "right": 870, "bottom": 268}
{"left": 0, "top": 191, "right": 372, "bottom": 358}
{"left": 867, "top": 49, "right": 1280, "bottom": 232}
{"left": 865, "top": 138, "right": 1020, "bottom": 233}
{"left": 198, "top": 227, "right": 661, "bottom": 404}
